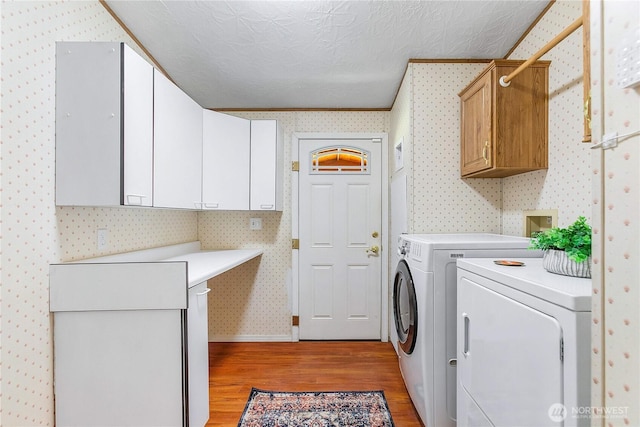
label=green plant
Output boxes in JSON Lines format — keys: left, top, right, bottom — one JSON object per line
{"left": 529, "top": 216, "right": 592, "bottom": 263}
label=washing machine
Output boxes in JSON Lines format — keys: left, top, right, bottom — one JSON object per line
{"left": 456, "top": 258, "right": 591, "bottom": 426}
{"left": 392, "top": 234, "right": 542, "bottom": 427}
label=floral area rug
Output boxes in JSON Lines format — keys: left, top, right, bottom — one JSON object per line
{"left": 237, "top": 388, "right": 396, "bottom": 427}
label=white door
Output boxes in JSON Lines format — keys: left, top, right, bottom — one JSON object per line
{"left": 299, "top": 138, "right": 382, "bottom": 340}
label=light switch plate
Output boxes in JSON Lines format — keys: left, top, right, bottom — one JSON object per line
{"left": 250, "top": 218, "right": 262, "bottom": 230}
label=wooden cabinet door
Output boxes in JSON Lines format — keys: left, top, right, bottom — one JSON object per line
{"left": 153, "top": 69, "right": 203, "bottom": 209}
{"left": 460, "top": 73, "right": 492, "bottom": 176}
{"left": 202, "top": 110, "right": 250, "bottom": 210}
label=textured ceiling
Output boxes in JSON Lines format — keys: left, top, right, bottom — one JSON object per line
{"left": 104, "top": 0, "right": 550, "bottom": 109}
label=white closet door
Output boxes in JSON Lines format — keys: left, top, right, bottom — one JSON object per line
{"left": 202, "top": 110, "right": 250, "bottom": 210}
{"left": 153, "top": 69, "right": 203, "bottom": 209}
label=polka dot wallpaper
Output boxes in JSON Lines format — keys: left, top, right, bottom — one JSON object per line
{"left": 503, "top": 0, "right": 591, "bottom": 234}
{"left": 1, "top": 2, "right": 197, "bottom": 425}
{"left": 590, "top": 1, "right": 640, "bottom": 424}
{"left": 411, "top": 62, "right": 501, "bottom": 233}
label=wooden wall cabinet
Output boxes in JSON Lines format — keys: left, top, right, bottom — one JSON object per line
{"left": 55, "top": 42, "right": 154, "bottom": 206}
{"left": 459, "top": 60, "right": 550, "bottom": 178}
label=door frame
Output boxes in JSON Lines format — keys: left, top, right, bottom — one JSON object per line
{"left": 291, "top": 132, "right": 389, "bottom": 342}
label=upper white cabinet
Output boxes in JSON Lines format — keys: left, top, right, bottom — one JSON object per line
{"left": 153, "top": 69, "right": 203, "bottom": 209}
{"left": 201, "top": 110, "right": 250, "bottom": 210}
{"left": 250, "top": 120, "right": 283, "bottom": 211}
{"left": 56, "top": 42, "right": 283, "bottom": 212}
{"left": 55, "top": 42, "right": 154, "bottom": 207}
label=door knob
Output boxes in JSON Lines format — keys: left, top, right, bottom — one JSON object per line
{"left": 366, "top": 245, "right": 379, "bottom": 255}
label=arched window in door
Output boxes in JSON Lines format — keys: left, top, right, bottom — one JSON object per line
{"left": 310, "top": 146, "right": 369, "bottom": 174}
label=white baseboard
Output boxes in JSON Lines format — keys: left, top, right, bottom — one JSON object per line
{"left": 209, "top": 335, "right": 293, "bottom": 342}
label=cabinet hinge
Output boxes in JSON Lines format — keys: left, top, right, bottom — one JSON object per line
{"left": 292, "top": 239, "right": 299, "bottom": 249}
{"left": 292, "top": 161, "right": 299, "bottom": 171}
{"left": 292, "top": 316, "right": 299, "bottom": 326}
{"left": 560, "top": 338, "right": 564, "bottom": 362}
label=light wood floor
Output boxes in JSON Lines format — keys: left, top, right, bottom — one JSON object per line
{"left": 207, "top": 341, "right": 423, "bottom": 426}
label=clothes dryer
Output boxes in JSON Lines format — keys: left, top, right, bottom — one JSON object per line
{"left": 456, "top": 258, "right": 591, "bottom": 427}
{"left": 392, "top": 234, "right": 541, "bottom": 427}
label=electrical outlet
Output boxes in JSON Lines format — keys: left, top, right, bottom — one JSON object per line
{"left": 249, "top": 218, "right": 262, "bottom": 230}
{"left": 97, "top": 228, "right": 108, "bottom": 250}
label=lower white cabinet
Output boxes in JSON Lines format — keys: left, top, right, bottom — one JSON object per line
{"left": 49, "top": 242, "right": 263, "bottom": 427}
{"left": 187, "top": 282, "right": 210, "bottom": 427}
{"left": 50, "top": 262, "right": 194, "bottom": 426}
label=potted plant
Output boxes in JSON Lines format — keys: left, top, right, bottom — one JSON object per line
{"left": 529, "top": 216, "right": 592, "bottom": 278}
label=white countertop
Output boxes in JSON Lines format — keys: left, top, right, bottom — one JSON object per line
{"left": 61, "top": 241, "right": 263, "bottom": 288}
{"left": 163, "top": 249, "right": 262, "bottom": 286}
{"left": 457, "top": 258, "right": 592, "bottom": 311}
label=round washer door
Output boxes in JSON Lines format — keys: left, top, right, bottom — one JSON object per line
{"left": 393, "top": 259, "right": 418, "bottom": 355}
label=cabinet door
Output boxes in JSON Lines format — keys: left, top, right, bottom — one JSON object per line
{"left": 122, "top": 44, "right": 154, "bottom": 206}
{"left": 202, "top": 110, "right": 250, "bottom": 210}
{"left": 55, "top": 42, "right": 122, "bottom": 206}
{"left": 250, "top": 120, "right": 283, "bottom": 211}
{"left": 460, "top": 73, "right": 492, "bottom": 176}
{"left": 187, "top": 283, "right": 210, "bottom": 427}
{"left": 457, "top": 275, "right": 563, "bottom": 426}
{"left": 153, "top": 69, "right": 203, "bottom": 209}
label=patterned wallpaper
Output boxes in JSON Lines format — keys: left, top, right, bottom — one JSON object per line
{"left": 390, "top": 62, "right": 502, "bottom": 235}
{"left": 1, "top": 2, "right": 197, "bottom": 425}
{"left": 590, "top": 1, "right": 640, "bottom": 425}
{"left": 503, "top": 0, "right": 591, "bottom": 234}
{"left": 411, "top": 62, "right": 501, "bottom": 233}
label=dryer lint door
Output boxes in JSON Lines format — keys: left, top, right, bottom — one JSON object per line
{"left": 458, "top": 277, "right": 563, "bottom": 426}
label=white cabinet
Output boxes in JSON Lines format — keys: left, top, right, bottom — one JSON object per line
{"left": 55, "top": 42, "right": 284, "bottom": 212}
{"left": 50, "top": 262, "right": 188, "bottom": 426}
{"left": 154, "top": 69, "right": 203, "bottom": 209}
{"left": 50, "top": 242, "right": 263, "bottom": 427}
{"left": 201, "top": 110, "right": 250, "bottom": 210}
{"left": 187, "top": 282, "right": 210, "bottom": 426}
{"left": 55, "top": 42, "right": 153, "bottom": 207}
{"left": 250, "top": 119, "right": 284, "bottom": 211}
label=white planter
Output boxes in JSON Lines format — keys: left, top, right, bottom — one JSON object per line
{"left": 542, "top": 249, "right": 591, "bottom": 278}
